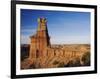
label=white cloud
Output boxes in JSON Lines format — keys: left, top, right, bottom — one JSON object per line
{"left": 21, "top": 35, "right": 30, "bottom": 44}
{"left": 21, "top": 28, "right": 36, "bottom": 35}
{"left": 21, "top": 28, "right": 37, "bottom": 44}
{"left": 51, "top": 35, "right": 90, "bottom": 44}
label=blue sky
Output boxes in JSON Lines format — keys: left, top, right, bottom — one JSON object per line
{"left": 21, "top": 9, "right": 90, "bottom": 44}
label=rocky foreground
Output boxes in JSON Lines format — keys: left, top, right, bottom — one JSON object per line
{"left": 21, "top": 44, "right": 90, "bottom": 69}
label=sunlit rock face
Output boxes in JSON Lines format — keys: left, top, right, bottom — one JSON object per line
{"left": 21, "top": 18, "right": 90, "bottom": 69}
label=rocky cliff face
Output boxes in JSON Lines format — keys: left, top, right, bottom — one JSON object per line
{"left": 21, "top": 44, "right": 90, "bottom": 69}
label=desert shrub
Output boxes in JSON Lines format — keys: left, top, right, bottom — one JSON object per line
{"left": 81, "top": 52, "right": 90, "bottom": 66}
{"left": 64, "top": 58, "right": 81, "bottom": 67}
{"left": 53, "top": 60, "right": 59, "bottom": 65}
{"left": 29, "top": 63, "right": 36, "bottom": 69}
{"left": 58, "top": 62, "right": 64, "bottom": 67}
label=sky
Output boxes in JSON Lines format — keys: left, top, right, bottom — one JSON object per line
{"left": 21, "top": 9, "right": 90, "bottom": 44}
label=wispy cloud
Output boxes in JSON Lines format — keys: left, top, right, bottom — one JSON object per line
{"left": 21, "top": 9, "right": 90, "bottom": 44}
{"left": 21, "top": 28, "right": 36, "bottom": 35}
{"left": 21, "top": 35, "right": 30, "bottom": 44}
{"left": 51, "top": 35, "right": 90, "bottom": 44}
{"left": 21, "top": 27, "right": 37, "bottom": 44}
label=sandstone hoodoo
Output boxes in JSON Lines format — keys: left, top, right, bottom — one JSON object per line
{"left": 21, "top": 17, "right": 90, "bottom": 69}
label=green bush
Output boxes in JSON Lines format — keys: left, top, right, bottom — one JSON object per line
{"left": 81, "top": 52, "right": 90, "bottom": 66}
{"left": 64, "top": 58, "right": 81, "bottom": 67}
